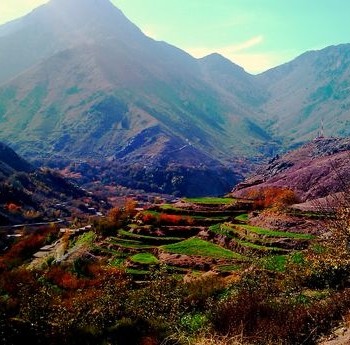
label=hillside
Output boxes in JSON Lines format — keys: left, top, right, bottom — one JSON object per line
{"left": 0, "top": 0, "right": 275, "bottom": 195}
{"left": 259, "top": 44, "right": 350, "bottom": 145}
{"left": 232, "top": 137, "right": 350, "bottom": 203}
{"left": 0, "top": 0, "right": 350, "bottom": 195}
{"left": 0, "top": 0, "right": 269, "bottom": 163}
{"left": 0, "top": 142, "right": 89, "bottom": 225}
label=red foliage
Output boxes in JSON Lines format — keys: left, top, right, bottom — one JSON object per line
{"left": 0, "top": 268, "right": 38, "bottom": 295}
{"left": 0, "top": 227, "right": 56, "bottom": 272}
{"left": 6, "top": 203, "right": 21, "bottom": 213}
{"left": 140, "top": 212, "right": 194, "bottom": 225}
{"left": 45, "top": 266, "right": 80, "bottom": 290}
{"left": 159, "top": 214, "right": 183, "bottom": 224}
{"left": 140, "top": 213, "right": 158, "bottom": 224}
{"left": 245, "top": 187, "right": 298, "bottom": 209}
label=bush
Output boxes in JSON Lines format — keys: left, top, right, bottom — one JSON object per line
{"left": 244, "top": 187, "right": 298, "bottom": 210}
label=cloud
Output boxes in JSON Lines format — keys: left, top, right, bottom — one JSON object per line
{"left": 230, "top": 35, "right": 264, "bottom": 52}
{"left": 185, "top": 35, "right": 290, "bottom": 74}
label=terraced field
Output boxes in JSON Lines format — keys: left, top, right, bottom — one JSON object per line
{"left": 94, "top": 197, "right": 316, "bottom": 278}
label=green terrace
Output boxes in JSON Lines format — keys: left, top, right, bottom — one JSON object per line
{"left": 161, "top": 237, "right": 246, "bottom": 260}
{"left": 234, "top": 213, "right": 249, "bottom": 222}
{"left": 107, "top": 237, "right": 157, "bottom": 250}
{"left": 237, "top": 224, "right": 315, "bottom": 240}
{"left": 183, "top": 197, "right": 237, "bottom": 205}
{"left": 118, "top": 229, "right": 185, "bottom": 243}
{"left": 211, "top": 223, "right": 314, "bottom": 240}
{"left": 130, "top": 253, "right": 160, "bottom": 265}
{"left": 209, "top": 224, "right": 291, "bottom": 254}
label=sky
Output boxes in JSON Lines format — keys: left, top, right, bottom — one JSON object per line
{"left": 0, "top": 0, "right": 349, "bottom": 74}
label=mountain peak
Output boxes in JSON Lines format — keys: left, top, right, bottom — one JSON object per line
{"left": 48, "top": 0, "right": 115, "bottom": 11}
{"left": 200, "top": 53, "right": 247, "bottom": 73}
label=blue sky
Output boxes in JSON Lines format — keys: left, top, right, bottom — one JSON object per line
{"left": 1, "top": 0, "right": 349, "bottom": 73}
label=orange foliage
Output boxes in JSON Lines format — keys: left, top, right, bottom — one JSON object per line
{"left": 108, "top": 206, "right": 122, "bottom": 223}
{"left": 159, "top": 214, "right": 183, "bottom": 224}
{"left": 0, "top": 227, "right": 56, "bottom": 272}
{"left": 45, "top": 266, "right": 80, "bottom": 290}
{"left": 245, "top": 187, "right": 298, "bottom": 209}
{"left": 0, "top": 268, "right": 37, "bottom": 295}
{"left": 6, "top": 203, "right": 21, "bottom": 213}
{"left": 140, "top": 212, "right": 193, "bottom": 225}
{"left": 125, "top": 198, "right": 137, "bottom": 217}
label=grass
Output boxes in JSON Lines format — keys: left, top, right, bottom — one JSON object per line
{"left": 108, "top": 238, "right": 156, "bottom": 250}
{"left": 216, "top": 264, "right": 241, "bottom": 273}
{"left": 118, "top": 229, "right": 184, "bottom": 242}
{"left": 235, "top": 214, "right": 249, "bottom": 222}
{"left": 235, "top": 238, "right": 289, "bottom": 253}
{"left": 184, "top": 197, "right": 236, "bottom": 205}
{"left": 110, "top": 257, "right": 126, "bottom": 267}
{"left": 125, "top": 268, "right": 151, "bottom": 276}
{"left": 74, "top": 231, "right": 96, "bottom": 248}
{"left": 109, "top": 237, "right": 143, "bottom": 245}
{"left": 235, "top": 224, "right": 315, "bottom": 240}
{"left": 261, "top": 252, "right": 306, "bottom": 272}
{"left": 161, "top": 238, "right": 244, "bottom": 260}
{"left": 262, "top": 255, "right": 288, "bottom": 272}
{"left": 130, "top": 253, "right": 159, "bottom": 265}
{"left": 159, "top": 204, "right": 182, "bottom": 211}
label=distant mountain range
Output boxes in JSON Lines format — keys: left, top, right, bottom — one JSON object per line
{"left": 0, "top": 0, "right": 349, "bottom": 195}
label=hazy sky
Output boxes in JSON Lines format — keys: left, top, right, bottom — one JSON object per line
{"left": 0, "top": 0, "right": 349, "bottom": 74}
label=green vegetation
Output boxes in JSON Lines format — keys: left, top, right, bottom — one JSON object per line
{"left": 235, "top": 213, "right": 249, "bottom": 222}
{"left": 108, "top": 238, "right": 156, "bottom": 250}
{"left": 74, "top": 231, "right": 96, "bottom": 247}
{"left": 118, "top": 229, "right": 184, "bottom": 242}
{"left": 130, "top": 253, "right": 159, "bottom": 265}
{"left": 237, "top": 224, "right": 315, "bottom": 240}
{"left": 159, "top": 204, "right": 182, "bottom": 211}
{"left": 1, "top": 190, "right": 346, "bottom": 345}
{"left": 110, "top": 257, "right": 126, "bottom": 267}
{"left": 261, "top": 251, "right": 306, "bottom": 272}
{"left": 125, "top": 268, "right": 151, "bottom": 276}
{"left": 162, "top": 238, "right": 244, "bottom": 259}
{"left": 235, "top": 238, "right": 288, "bottom": 253}
{"left": 261, "top": 254, "right": 288, "bottom": 272}
{"left": 216, "top": 264, "right": 241, "bottom": 272}
{"left": 184, "top": 197, "right": 236, "bottom": 205}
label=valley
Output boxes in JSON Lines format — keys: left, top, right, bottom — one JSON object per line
{"left": 1, "top": 0, "right": 350, "bottom": 344}
{"left": 1, "top": 189, "right": 348, "bottom": 345}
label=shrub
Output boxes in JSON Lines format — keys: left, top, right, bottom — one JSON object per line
{"left": 245, "top": 187, "right": 298, "bottom": 210}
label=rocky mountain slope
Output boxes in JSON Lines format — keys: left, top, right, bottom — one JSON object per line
{"left": 232, "top": 137, "right": 350, "bottom": 202}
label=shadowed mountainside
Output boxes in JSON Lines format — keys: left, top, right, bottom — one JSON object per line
{"left": 0, "top": 142, "right": 86, "bottom": 225}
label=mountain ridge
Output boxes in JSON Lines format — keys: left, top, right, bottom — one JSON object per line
{"left": 0, "top": 0, "right": 350, "bottom": 195}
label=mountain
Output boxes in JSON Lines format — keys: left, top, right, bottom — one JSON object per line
{"left": 232, "top": 137, "right": 350, "bottom": 203}
{"left": 0, "top": 142, "right": 87, "bottom": 225}
{"left": 259, "top": 44, "right": 350, "bottom": 146}
{"left": 0, "top": 0, "right": 277, "bottom": 195}
{"left": 0, "top": 0, "right": 271, "bottom": 161}
{"left": 1, "top": 0, "right": 350, "bottom": 196}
